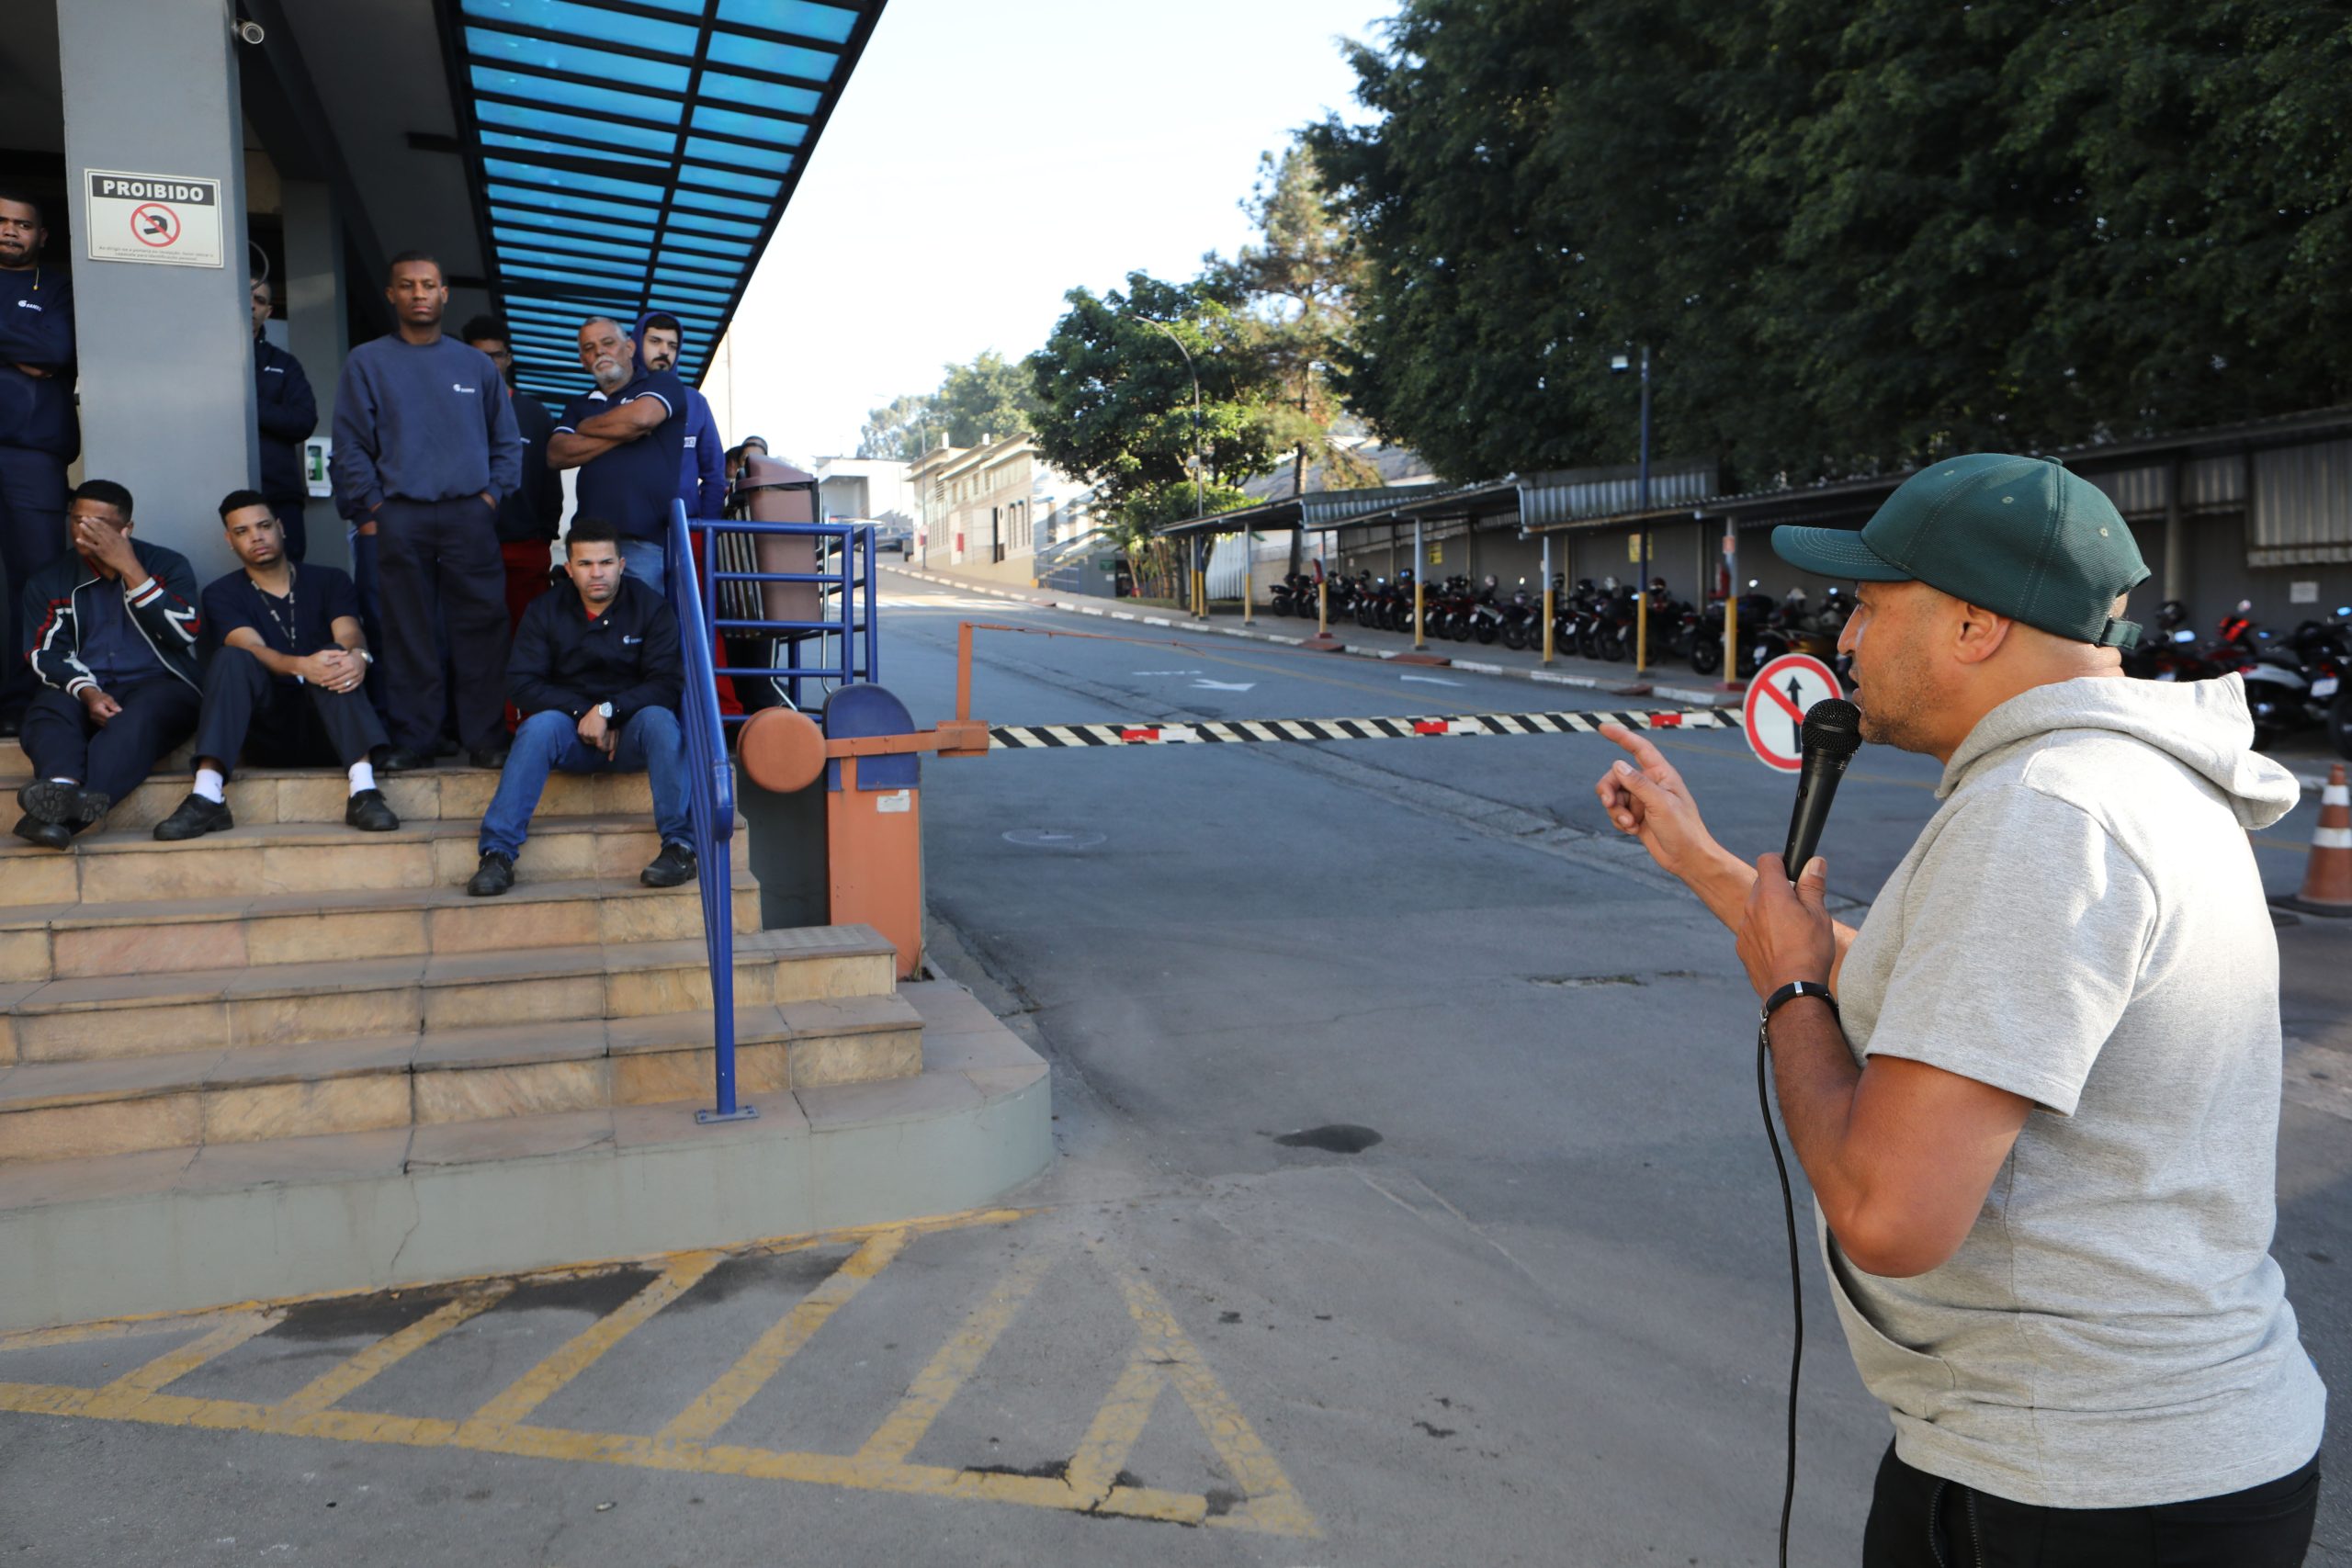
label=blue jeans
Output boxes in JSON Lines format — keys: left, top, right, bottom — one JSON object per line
{"left": 479, "top": 705, "right": 690, "bottom": 860}
{"left": 619, "top": 537, "right": 667, "bottom": 595}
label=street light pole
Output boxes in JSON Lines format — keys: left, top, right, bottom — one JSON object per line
{"left": 1636, "top": 344, "right": 1652, "bottom": 674}
{"left": 1132, "top": 314, "right": 1207, "bottom": 619}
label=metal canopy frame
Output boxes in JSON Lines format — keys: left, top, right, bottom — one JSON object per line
{"left": 431, "top": 0, "right": 886, "bottom": 400}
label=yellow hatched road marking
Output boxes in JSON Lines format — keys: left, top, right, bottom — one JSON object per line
{"left": 468, "top": 1251, "right": 720, "bottom": 1429}
{"left": 277, "top": 1285, "right": 513, "bottom": 1418}
{"left": 0, "top": 1210, "right": 1319, "bottom": 1539}
{"left": 659, "top": 1228, "right": 909, "bottom": 1445}
{"left": 853, "top": 1240, "right": 1060, "bottom": 1466}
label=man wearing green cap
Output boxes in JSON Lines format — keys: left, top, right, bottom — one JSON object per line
{"left": 1595, "top": 454, "right": 2323, "bottom": 1563}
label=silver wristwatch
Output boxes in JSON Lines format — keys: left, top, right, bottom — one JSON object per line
{"left": 597, "top": 701, "right": 615, "bottom": 719}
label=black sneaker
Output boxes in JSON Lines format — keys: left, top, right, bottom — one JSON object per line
{"left": 466, "top": 850, "right": 515, "bottom": 897}
{"left": 469, "top": 745, "right": 512, "bottom": 771}
{"left": 639, "top": 841, "right": 698, "bottom": 887}
{"left": 18, "top": 780, "right": 110, "bottom": 827}
{"left": 10, "top": 815, "right": 71, "bottom": 851}
{"left": 345, "top": 788, "right": 400, "bottom": 832}
{"left": 153, "top": 793, "right": 234, "bottom": 841}
{"left": 378, "top": 748, "right": 435, "bottom": 773}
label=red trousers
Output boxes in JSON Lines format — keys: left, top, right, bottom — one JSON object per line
{"left": 501, "top": 540, "right": 556, "bottom": 630}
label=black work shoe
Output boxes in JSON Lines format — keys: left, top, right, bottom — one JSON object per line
{"left": 469, "top": 745, "right": 512, "bottom": 771}
{"left": 466, "top": 850, "right": 515, "bottom": 897}
{"left": 639, "top": 841, "right": 698, "bottom": 888}
{"left": 0, "top": 713, "right": 20, "bottom": 739}
{"left": 17, "top": 780, "right": 109, "bottom": 827}
{"left": 378, "top": 748, "right": 435, "bottom": 773}
{"left": 153, "top": 793, "right": 234, "bottom": 841}
{"left": 345, "top": 788, "right": 400, "bottom": 832}
{"left": 11, "top": 815, "right": 71, "bottom": 851}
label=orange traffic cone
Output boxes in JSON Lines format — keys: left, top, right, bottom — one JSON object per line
{"left": 2278, "top": 763, "right": 2352, "bottom": 917}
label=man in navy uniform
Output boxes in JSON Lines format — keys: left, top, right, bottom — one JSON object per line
{"left": 251, "top": 276, "right": 319, "bottom": 562}
{"left": 461, "top": 314, "right": 563, "bottom": 631}
{"left": 546, "top": 317, "right": 686, "bottom": 592}
{"left": 13, "top": 480, "right": 201, "bottom": 849}
{"left": 0, "top": 188, "right": 76, "bottom": 739}
{"left": 152, "top": 491, "right": 398, "bottom": 840}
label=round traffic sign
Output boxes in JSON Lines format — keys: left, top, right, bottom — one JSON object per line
{"left": 1743, "top": 653, "right": 1846, "bottom": 772}
{"left": 130, "top": 203, "right": 181, "bottom": 248}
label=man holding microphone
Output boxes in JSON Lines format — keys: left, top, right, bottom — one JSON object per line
{"left": 1596, "top": 455, "right": 2323, "bottom": 1564}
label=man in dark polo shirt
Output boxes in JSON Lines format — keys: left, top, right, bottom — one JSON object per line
{"left": 14, "top": 479, "right": 201, "bottom": 849}
{"left": 461, "top": 314, "right": 562, "bottom": 630}
{"left": 546, "top": 316, "right": 686, "bottom": 592}
{"left": 152, "top": 491, "right": 398, "bottom": 840}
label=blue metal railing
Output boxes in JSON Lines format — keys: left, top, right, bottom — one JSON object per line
{"left": 667, "top": 501, "right": 752, "bottom": 1123}
{"left": 667, "top": 503, "right": 881, "bottom": 1123}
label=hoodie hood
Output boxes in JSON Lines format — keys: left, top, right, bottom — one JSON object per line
{"left": 1938, "top": 672, "right": 2300, "bottom": 829}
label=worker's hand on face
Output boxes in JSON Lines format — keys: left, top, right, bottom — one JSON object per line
{"left": 76, "top": 519, "right": 141, "bottom": 579}
{"left": 79, "top": 688, "right": 123, "bottom": 727}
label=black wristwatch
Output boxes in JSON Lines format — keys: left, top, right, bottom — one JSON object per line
{"left": 1759, "top": 980, "right": 1838, "bottom": 1028}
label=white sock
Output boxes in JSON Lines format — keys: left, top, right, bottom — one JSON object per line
{"left": 347, "top": 761, "right": 377, "bottom": 795}
{"left": 193, "top": 767, "right": 226, "bottom": 805}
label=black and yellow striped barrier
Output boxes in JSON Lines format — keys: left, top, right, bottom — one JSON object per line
{"left": 988, "top": 705, "right": 1737, "bottom": 750}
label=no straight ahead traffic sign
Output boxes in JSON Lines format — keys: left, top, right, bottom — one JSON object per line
{"left": 1742, "top": 653, "right": 1845, "bottom": 773}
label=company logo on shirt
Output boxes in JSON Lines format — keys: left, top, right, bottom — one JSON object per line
{"left": 621, "top": 635, "right": 643, "bottom": 645}
{"left": 452, "top": 383, "right": 477, "bottom": 394}
{"left": 263, "top": 366, "right": 284, "bottom": 375}
{"left": 12, "top": 299, "right": 40, "bottom": 312}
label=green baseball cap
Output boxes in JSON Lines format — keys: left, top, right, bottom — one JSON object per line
{"left": 1771, "top": 453, "right": 2149, "bottom": 649}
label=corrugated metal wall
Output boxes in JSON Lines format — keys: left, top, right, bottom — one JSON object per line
{"left": 2076, "top": 456, "right": 2245, "bottom": 517}
{"left": 2252, "top": 439, "right": 2352, "bottom": 565}
{"left": 1517, "top": 463, "right": 1717, "bottom": 528}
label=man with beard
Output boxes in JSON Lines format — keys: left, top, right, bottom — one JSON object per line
{"left": 330, "top": 252, "right": 521, "bottom": 772}
{"left": 0, "top": 188, "right": 76, "bottom": 739}
{"left": 547, "top": 317, "right": 686, "bottom": 592}
{"left": 1593, "top": 455, "right": 2323, "bottom": 1565}
{"left": 634, "top": 311, "right": 725, "bottom": 521}
{"left": 152, "top": 491, "right": 397, "bottom": 840}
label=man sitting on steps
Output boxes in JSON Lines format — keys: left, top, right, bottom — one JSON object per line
{"left": 468, "top": 514, "right": 695, "bottom": 897}
{"left": 13, "top": 479, "right": 202, "bottom": 850}
{"left": 153, "top": 491, "right": 400, "bottom": 840}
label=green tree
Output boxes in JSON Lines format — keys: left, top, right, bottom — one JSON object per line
{"left": 1028, "top": 272, "right": 1283, "bottom": 589}
{"left": 854, "top": 350, "right": 1046, "bottom": 461}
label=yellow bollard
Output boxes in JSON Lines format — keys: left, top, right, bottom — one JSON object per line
{"left": 1317, "top": 577, "right": 1329, "bottom": 637}
{"left": 1543, "top": 581, "right": 1555, "bottom": 665}
{"left": 1413, "top": 578, "right": 1426, "bottom": 649}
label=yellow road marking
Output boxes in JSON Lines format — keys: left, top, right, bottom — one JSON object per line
{"left": 854, "top": 1240, "right": 1059, "bottom": 1465}
{"left": 659, "top": 1228, "right": 909, "bottom": 1445}
{"left": 277, "top": 1285, "right": 513, "bottom": 1418}
{"left": 0, "top": 1210, "right": 1318, "bottom": 1539}
{"left": 468, "top": 1250, "right": 719, "bottom": 1428}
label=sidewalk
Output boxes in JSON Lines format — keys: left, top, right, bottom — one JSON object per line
{"left": 888, "top": 564, "right": 2349, "bottom": 792}
{"left": 885, "top": 564, "right": 1735, "bottom": 707}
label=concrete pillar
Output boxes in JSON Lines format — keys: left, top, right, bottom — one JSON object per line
{"left": 59, "top": 0, "right": 258, "bottom": 580}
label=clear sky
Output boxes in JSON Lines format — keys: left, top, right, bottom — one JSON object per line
{"left": 709, "top": 0, "right": 1393, "bottom": 462}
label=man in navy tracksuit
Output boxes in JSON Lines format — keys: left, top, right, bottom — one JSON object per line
{"left": 330, "top": 251, "right": 521, "bottom": 771}
{"left": 251, "top": 277, "right": 319, "bottom": 563}
{"left": 14, "top": 479, "right": 202, "bottom": 849}
{"left": 0, "top": 188, "right": 77, "bottom": 739}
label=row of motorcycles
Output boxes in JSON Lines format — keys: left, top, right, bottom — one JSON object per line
{"left": 2127, "top": 598, "right": 2352, "bottom": 753}
{"left": 1267, "top": 570, "right": 1853, "bottom": 681}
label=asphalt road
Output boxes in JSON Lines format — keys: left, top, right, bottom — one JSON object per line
{"left": 2, "top": 570, "right": 2342, "bottom": 1568}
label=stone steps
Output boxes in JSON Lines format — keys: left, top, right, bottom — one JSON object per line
{"left": 0, "top": 992, "right": 923, "bottom": 1164}
{"left": 0, "top": 761, "right": 654, "bottom": 833}
{"left": 0, "top": 813, "right": 744, "bottom": 908}
{"left": 0, "top": 925, "right": 898, "bottom": 1066}
{"left": 0, "top": 876, "right": 761, "bottom": 985}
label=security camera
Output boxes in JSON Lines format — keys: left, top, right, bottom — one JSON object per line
{"left": 236, "top": 17, "right": 266, "bottom": 44}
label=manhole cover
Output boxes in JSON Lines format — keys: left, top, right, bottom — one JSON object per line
{"left": 1002, "top": 829, "right": 1106, "bottom": 850}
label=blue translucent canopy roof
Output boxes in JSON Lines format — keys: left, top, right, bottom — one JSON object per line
{"left": 451, "top": 0, "right": 881, "bottom": 401}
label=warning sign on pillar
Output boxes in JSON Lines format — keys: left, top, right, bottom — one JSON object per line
{"left": 84, "top": 170, "right": 224, "bottom": 268}
{"left": 1742, "top": 652, "right": 1845, "bottom": 773}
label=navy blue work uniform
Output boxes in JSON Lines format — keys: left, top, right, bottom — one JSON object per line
{"left": 254, "top": 333, "right": 320, "bottom": 563}
{"left": 557, "top": 368, "right": 688, "bottom": 597}
{"left": 0, "top": 258, "right": 76, "bottom": 728}
{"left": 194, "top": 565, "right": 387, "bottom": 774}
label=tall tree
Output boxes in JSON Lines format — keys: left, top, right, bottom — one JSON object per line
{"left": 856, "top": 390, "right": 935, "bottom": 462}
{"left": 1028, "top": 271, "right": 1284, "bottom": 584}
{"left": 854, "top": 349, "right": 1047, "bottom": 461}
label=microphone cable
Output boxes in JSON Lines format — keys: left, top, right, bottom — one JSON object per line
{"left": 1757, "top": 1016, "right": 1803, "bottom": 1568}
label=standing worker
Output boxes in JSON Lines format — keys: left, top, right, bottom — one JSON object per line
{"left": 547, "top": 316, "right": 686, "bottom": 592}
{"left": 330, "top": 252, "right": 521, "bottom": 771}
{"left": 0, "top": 188, "right": 76, "bottom": 739}
{"left": 636, "top": 310, "right": 738, "bottom": 713}
{"left": 250, "top": 276, "right": 319, "bottom": 564}
{"left": 1595, "top": 455, "right": 2324, "bottom": 1565}
{"left": 460, "top": 315, "right": 562, "bottom": 629}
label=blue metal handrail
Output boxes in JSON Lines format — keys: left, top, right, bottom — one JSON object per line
{"left": 666, "top": 501, "right": 752, "bottom": 1124}
{"left": 695, "top": 517, "right": 878, "bottom": 712}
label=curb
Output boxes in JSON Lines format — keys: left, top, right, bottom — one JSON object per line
{"left": 887, "top": 566, "right": 2349, "bottom": 793}
{"left": 885, "top": 565, "right": 1731, "bottom": 708}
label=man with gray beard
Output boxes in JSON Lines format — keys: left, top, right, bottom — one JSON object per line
{"left": 548, "top": 317, "right": 688, "bottom": 592}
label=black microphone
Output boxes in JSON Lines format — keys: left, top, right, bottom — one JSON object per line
{"left": 1782, "top": 698, "right": 1861, "bottom": 878}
